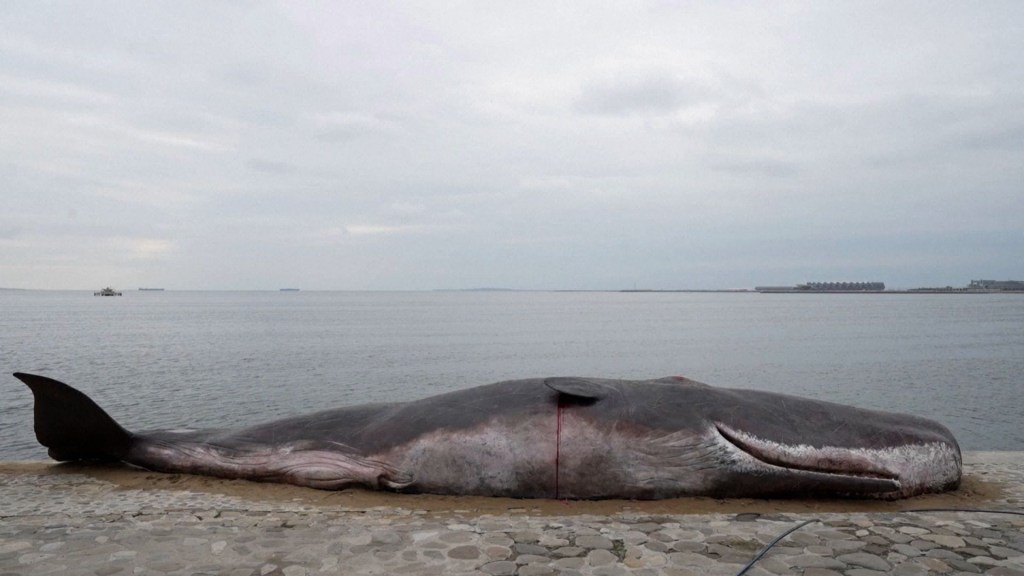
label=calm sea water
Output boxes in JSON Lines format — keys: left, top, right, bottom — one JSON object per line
{"left": 2, "top": 290, "right": 1022, "bottom": 459}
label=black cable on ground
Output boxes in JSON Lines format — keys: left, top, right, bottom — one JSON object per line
{"left": 734, "top": 507, "right": 1023, "bottom": 576}
{"left": 734, "top": 519, "right": 819, "bottom": 576}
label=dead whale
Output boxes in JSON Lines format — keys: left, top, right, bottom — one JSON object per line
{"left": 14, "top": 372, "right": 961, "bottom": 499}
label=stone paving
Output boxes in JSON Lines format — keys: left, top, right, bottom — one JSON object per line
{"left": 1, "top": 453, "right": 1022, "bottom": 576}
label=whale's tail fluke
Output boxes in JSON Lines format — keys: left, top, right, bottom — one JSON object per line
{"left": 13, "top": 372, "right": 133, "bottom": 462}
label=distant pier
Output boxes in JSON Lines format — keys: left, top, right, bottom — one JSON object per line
{"left": 756, "top": 281, "right": 885, "bottom": 293}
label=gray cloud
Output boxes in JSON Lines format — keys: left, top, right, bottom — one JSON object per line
{"left": 711, "top": 158, "right": 800, "bottom": 179}
{"left": 960, "top": 123, "right": 1024, "bottom": 151}
{"left": 576, "top": 74, "right": 710, "bottom": 116}
{"left": 245, "top": 158, "right": 299, "bottom": 175}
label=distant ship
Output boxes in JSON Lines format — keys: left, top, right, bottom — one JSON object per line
{"left": 94, "top": 287, "right": 122, "bottom": 296}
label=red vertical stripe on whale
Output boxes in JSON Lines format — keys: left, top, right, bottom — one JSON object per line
{"left": 555, "top": 396, "right": 564, "bottom": 499}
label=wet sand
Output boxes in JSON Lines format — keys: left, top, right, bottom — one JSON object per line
{"left": 0, "top": 454, "right": 1009, "bottom": 517}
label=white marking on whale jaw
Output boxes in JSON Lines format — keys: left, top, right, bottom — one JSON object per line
{"left": 715, "top": 423, "right": 899, "bottom": 480}
{"left": 714, "top": 423, "right": 962, "bottom": 498}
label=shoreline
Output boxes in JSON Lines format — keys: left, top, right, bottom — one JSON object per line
{"left": 2, "top": 452, "right": 1023, "bottom": 574}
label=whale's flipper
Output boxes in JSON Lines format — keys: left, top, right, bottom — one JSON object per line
{"left": 13, "top": 372, "right": 133, "bottom": 462}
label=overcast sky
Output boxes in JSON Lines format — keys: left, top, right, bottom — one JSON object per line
{"left": 1, "top": 2, "right": 1021, "bottom": 290}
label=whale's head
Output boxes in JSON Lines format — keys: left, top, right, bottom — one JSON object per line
{"left": 546, "top": 377, "right": 962, "bottom": 499}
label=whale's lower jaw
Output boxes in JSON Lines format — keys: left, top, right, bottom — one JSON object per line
{"left": 715, "top": 423, "right": 961, "bottom": 499}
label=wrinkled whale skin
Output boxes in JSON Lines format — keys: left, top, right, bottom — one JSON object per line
{"left": 14, "top": 372, "right": 961, "bottom": 499}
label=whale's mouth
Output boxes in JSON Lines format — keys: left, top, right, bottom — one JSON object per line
{"left": 715, "top": 423, "right": 902, "bottom": 494}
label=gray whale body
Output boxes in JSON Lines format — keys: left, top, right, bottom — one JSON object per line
{"left": 14, "top": 372, "right": 961, "bottom": 499}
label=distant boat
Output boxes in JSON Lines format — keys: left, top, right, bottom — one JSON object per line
{"left": 94, "top": 287, "right": 122, "bottom": 296}
{"left": 279, "top": 288, "right": 300, "bottom": 292}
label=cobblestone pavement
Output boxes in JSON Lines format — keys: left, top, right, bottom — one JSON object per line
{"left": 1, "top": 453, "right": 1022, "bottom": 576}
